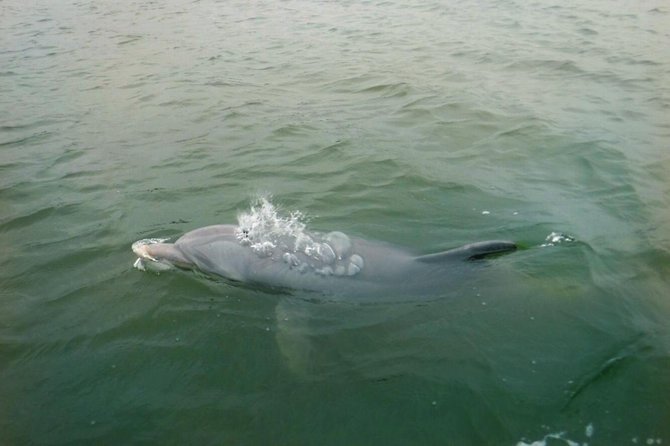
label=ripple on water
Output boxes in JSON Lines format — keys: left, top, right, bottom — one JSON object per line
{"left": 1, "top": 0, "right": 669, "bottom": 443}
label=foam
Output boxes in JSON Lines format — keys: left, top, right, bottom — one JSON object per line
{"left": 516, "top": 423, "right": 599, "bottom": 446}
{"left": 516, "top": 432, "right": 580, "bottom": 446}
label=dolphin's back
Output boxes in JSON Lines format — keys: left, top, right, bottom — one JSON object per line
{"left": 414, "top": 240, "right": 517, "bottom": 263}
{"left": 133, "top": 225, "right": 517, "bottom": 299}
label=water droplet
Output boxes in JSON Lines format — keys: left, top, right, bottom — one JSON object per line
{"left": 585, "top": 423, "right": 594, "bottom": 438}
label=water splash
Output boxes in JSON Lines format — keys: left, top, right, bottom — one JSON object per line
{"left": 234, "top": 196, "right": 363, "bottom": 276}
{"left": 541, "top": 231, "right": 576, "bottom": 247}
{"left": 131, "top": 237, "right": 172, "bottom": 272}
{"left": 235, "top": 196, "right": 311, "bottom": 256}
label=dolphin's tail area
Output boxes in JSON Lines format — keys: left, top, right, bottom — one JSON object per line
{"left": 415, "top": 240, "right": 517, "bottom": 263}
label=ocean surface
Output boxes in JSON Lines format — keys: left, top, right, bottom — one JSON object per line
{"left": 1, "top": 0, "right": 669, "bottom": 444}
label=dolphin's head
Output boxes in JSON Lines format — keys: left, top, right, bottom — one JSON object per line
{"left": 132, "top": 239, "right": 193, "bottom": 272}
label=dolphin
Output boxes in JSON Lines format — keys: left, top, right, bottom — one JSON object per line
{"left": 132, "top": 224, "right": 516, "bottom": 300}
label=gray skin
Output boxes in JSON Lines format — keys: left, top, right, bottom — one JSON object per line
{"left": 132, "top": 224, "right": 516, "bottom": 300}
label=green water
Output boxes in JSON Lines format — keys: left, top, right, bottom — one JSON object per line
{"left": 2, "top": 0, "right": 669, "bottom": 444}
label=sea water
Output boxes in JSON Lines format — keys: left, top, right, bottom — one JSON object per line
{"left": 1, "top": 0, "right": 669, "bottom": 444}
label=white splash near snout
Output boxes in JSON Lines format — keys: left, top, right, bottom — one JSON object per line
{"left": 132, "top": 238, "right": 173, "bottom": 272}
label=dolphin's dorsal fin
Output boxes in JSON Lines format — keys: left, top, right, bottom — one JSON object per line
{"left": 416, "top": 240, "right": 516, "bottom": 263}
